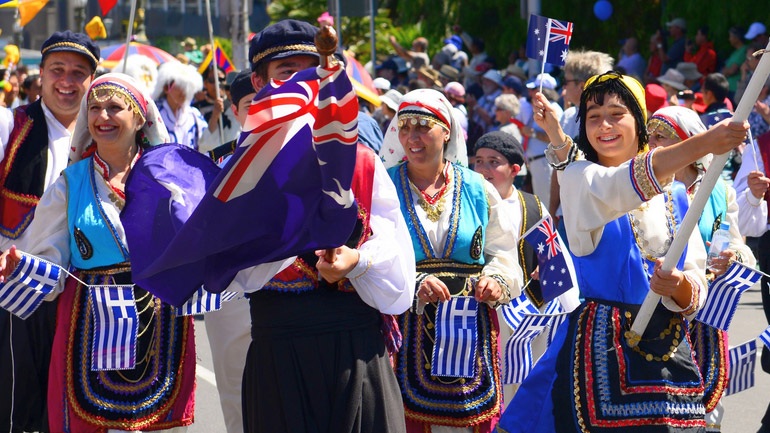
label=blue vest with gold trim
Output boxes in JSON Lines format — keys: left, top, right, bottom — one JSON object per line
{"left": 64, "top": 158, "right": 129, "bottom": 269}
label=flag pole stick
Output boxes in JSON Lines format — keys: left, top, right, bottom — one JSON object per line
{"left": 120, "top": 0, "right": 138, "bottom": 73}
{"left": 203, "top": 0, "right": 224, "bottom": 146}
{"left": 627, "top": 39, "right": 770, "bottom": 347}
{"left": 539, "top": 20, "right": 552, "bottom": 94}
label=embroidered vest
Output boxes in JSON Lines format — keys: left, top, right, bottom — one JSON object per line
{"left": 517, "top": 190, "right": 546, "bottom": 307}
{"left": 696, "top": 178, "right": 728, "bottom": 247}
{"left": 0, "top": 101, "right": 50, "bottom": 239}
{"left": 262, "top": 144, "right": 376, "bottom": 293}
{"left": 388, "top": 162, "right": 489, "bottom": 264}
{"left": 64, "top": 158, "right": 130, "bottom": 269}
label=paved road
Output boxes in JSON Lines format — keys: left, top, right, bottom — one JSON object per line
{"left": 722, "top": 283, "right": 769, "bottom": 433}
{"left": 185, "top": 285, "right": 770, "bottom": 433}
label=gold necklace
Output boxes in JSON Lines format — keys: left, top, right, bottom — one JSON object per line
{"left": 411, "top": 166, "right": 449, "bottom": 223}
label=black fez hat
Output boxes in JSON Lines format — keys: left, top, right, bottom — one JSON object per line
{"left": 229, "top": 70, "right": 256, "bottom": 106}
{"left": 41, "top": 31, "right": 100, "bottom": 71}
{"left": 474, "top": 131, "right": 525, "bottom": 165}
{"left": 249, "top": 19, "right": 320, "bottom": 72}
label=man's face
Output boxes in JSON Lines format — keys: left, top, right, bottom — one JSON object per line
{"left": 39, "top": 52, "right": 93, "bottom": 119}
{"left": 251, "top": 54, "right": 319, "bottom": 91}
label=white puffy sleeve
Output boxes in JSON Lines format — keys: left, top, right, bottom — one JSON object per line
{"left": 557, "top": 150, "right": 671, "bottom": 256}
{"left": 480, "top": 180, "right": 523, "bottom": 299}
{"left": 346, "top": 158, "right": 416, "bottom": 314}
{"left": 733, "top": 142, "right": 768, "bottom": 238}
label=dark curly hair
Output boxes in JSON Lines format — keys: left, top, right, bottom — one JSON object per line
{"left": 576, "top": 73, "right": 648, "bottom": 164}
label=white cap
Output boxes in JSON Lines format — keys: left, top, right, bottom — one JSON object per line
{"left": 525, "top": 73, "right": 557, "bottom": 90}
{"left": 481, "top": 69, "right": 503, "bottom": 87}
{"left": 373, "top": 77, "right": 391, "bottom": 91}
{"left": 379, "top": 89, "right": 402, "bottom": 111}
{"left": 745, "top": 22, "right": 767, "bottom": 40}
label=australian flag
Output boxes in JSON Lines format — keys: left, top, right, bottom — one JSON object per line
{"left": 122, "top": 62, "right": 359, "bottom": 305}
{"left": 522, "top": 215, "right": 575, "bottom": 302}
{"left": 696, "top": 261, "right": 761, "bottom": 331}
{"left": 432, "top": 296, "right": 478, "bottom": 378}
{"left": 726, "top": 339, "right": 757, "bottom": 396}
{"left": 0, "top": 253, "right": 61, "bottom": 320}
{"left": 526, "top": 14, "right": 574, "bottom": 66}
{"left": 90, "top": 285, "right": 138, "bottom": 371}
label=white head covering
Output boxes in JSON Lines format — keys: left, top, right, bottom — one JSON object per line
{"left": 110, "top": 54, "right": 159, "bottom": 96}
{"left": 152, "top": 61, "right": 202, "bottom": 107}
{"left": 380, "top": 88, "right": 467, "bottom": 169}
{"left": 71, "top": 72, "right": 169, "bottom": 163}
{"left": 648, "top": 105, "right": 711, "bottom": 169}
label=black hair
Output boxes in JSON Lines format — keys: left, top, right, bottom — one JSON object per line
{"left": 703, "top": 73, "right": 729, "bottom": 102}
{"left": 576, "top": 72, "right": 648, "bottom": 164}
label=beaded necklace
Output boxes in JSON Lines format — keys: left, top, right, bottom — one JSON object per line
{"left": 411, "top": 164, "right": 450, "bottom": 223}
{"left": 628, "top": 190, "right": 676, "bottom": 277}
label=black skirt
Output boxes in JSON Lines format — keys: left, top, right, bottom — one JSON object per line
{"left": 243, "top": 289, "right": 406, "bottom": 433}
{"left": 0, "top": 301, "right": 57, "bottom": 433}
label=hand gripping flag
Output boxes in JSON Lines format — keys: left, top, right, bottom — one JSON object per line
{"left": 0, "top": 253, "right": 61, "bottom": 319}
{"left": 432, "top": 296, "right": 478, "bottom": 378}
{"left": 122, "top": 63, "right": 359, "bottom": 305}
{"left": 696, "top": 261, "right": 761, "bottom": 331}
{"left": 175, "top": 286, "right": 239, "bottom": 316}
{"left": 526, "top": 14, "right": 574, "bottom": 67}
{"left": 522, "top": 215, "right": 576, "bottom": 303}
{"left": 89, "top": 285, "right": 138, "bottom": 371}
{"left": 725, "top": 339, "right": 757, "bottom": 396}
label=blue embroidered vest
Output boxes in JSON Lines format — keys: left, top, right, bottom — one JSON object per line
{"left": 388, "top": 162, "right": 489, "bottom": 264}
{"left": 64, "top": 158, "right": 129, "bottom": 269}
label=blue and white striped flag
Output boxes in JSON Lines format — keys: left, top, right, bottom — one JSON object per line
{"left": 726, "top": 339, "right": 757, "bottom": 396}
{"left": 696, "top": 262, "right": 761, "bottom": 331}
{"left": 543, "top": 298, "right": 568, "bottom": 347}
{"left": 89, "top": 285, "right": 138, "bottom": 371}
{"left": 175, "top": 286, "right": 239, "bottom": 316}
{"left": 501, "top": 293, "right": 539, "bottom": 331}
{"left": 0, "top": 254, "right": 61, "bottom": 319}
{"left": 760, "top": 325, "right": 770, "bottom": 349}
{"left": 504, "top": 313, "right": 552, "bottom": 384}
{"left": 432, "top": 296, "right": 478, "bottom": 378}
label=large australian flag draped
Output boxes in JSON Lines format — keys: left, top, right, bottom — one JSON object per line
{"left": 122, "top": 63, "right": 359, "bottom": 306}
{"left": 526, "top": 14, "right": 574, "bottom": 67}
{"left": 522, "top": 215, "right": 575, "bottom": 303}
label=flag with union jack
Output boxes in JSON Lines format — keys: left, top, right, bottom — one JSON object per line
{"left": 0, "top": 253, "right": 61, "bottom": 320}
{"left": 432, "top": 296, "right": 479, "bottom": 378}
{"left": 123, "top": 62, "right": 359, "bottom": 304}
{"left": 696, "top": 261, "right": 761, "bottom": 331}
{"left": 522, "top": 215, "right": 575, "bottom": 302}
{"left": 525, "top": 14, "right": 574, "bottom": 66}
{"left": 726, "top": 339, "right": 757, "bottom": 396}
{"left": 89, "top": 285, "right": 138, "bottom": 371}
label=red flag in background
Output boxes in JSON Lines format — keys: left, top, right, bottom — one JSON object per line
{"left": 98, "top": 0, "right": 117, "bottom": 16}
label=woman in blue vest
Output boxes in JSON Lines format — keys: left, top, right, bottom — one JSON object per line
{"left": 0, "top": 73, "right": 196, "bottom": 432}
{"left": 648, "top": 105, "right": 756, "bottom": 432}
{"left": 380, "top": 88, "right": 522, "bottom": 433}
{"left": 496, "top": 72, "right": 748, "bottom": 432}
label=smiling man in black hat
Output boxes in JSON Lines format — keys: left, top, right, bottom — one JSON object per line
{"left": 237, "top": 18, "right": 412, "bottom": 433}
{"left": 0, "top": 30, "right": 99, "bottom": 433}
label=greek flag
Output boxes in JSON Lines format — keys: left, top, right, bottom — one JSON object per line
{"left": 90, "top": 285, "right": 138, "bottom": 371}
{"left": 761, "top": 325, "right": 770, "bottom": 349}
{"left": 696, "top": 261, "right": 761, "bottom": 331}
{"left": 501, "top": 293, "right": 539, "bottom": 331}
{"left": 543, "top": 298, "right": 568, "bottom": 347}
{"left": 0, "top": 254, "right": 61, "bottom": 320}
{"left": 432, "top": 296, "right": 478, "bottom": 378}
{"left": 175, "top": 286, "right": 239, "bottom": 316}
{"left": 504, "top": 313, "right": 552, "bottom": 384}
{"left": 726, "top": 339, "right": 757, "bottom": 396}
